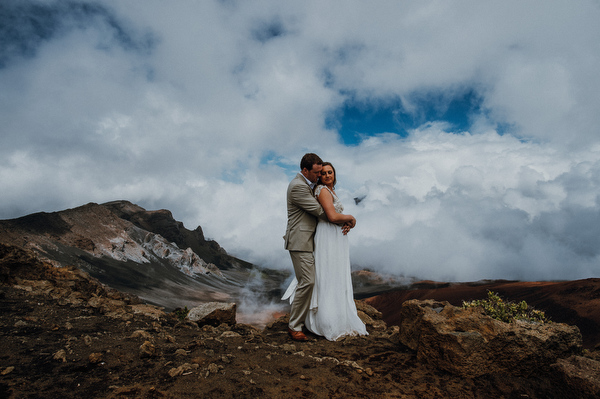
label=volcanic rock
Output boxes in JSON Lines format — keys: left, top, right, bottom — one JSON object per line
{"left": 355, "top": 299, "right": 387, "bottom": 330}
{"left": 552, "top": 356, "right": 600, "bottom": 398}
{"left": 366, "top": 278, "right": 600, "bottom": 349}
{"left": 187, "top": 302, "right": 237, "bottom": 326}
{"left": 139, "top": 340, "right": 157, "bottom": 358}
{"left": 0, "top": 201, "right": 286, "bottom": 313}
{"left": 398, "top": 299, "right": 582, "bottom": 378}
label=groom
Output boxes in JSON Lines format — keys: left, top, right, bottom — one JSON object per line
{"left": 284, "top": 153, "right": 327, "bottom": 341}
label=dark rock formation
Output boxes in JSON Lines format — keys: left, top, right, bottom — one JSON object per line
{"left": 366, "top": 279, "right": 600, "bottom": 349}
{"left": 187, "top": 302, "right": 237, "bottom": 326}
{"left": 398, "top": 299, "right": 582, "bottom": 378}
{"left": 553, "top": 356, "right": 600, "bottom": 398}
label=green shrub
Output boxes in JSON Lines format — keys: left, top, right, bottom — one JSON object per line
{"left": 173, "top": 306, "right": 190, "bottom": 321}
{"left": 462, "top": 291, "right": 550, "bottom": 324}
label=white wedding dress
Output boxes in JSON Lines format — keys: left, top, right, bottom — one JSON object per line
{"left": 282, "top": 185, "right": 367, "bottom": 341}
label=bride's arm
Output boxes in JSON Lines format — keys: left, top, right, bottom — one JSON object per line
{"left": 316, "top": 189, "right": 356, "bottom": 227}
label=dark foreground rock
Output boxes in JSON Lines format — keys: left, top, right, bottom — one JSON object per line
{"left": 398, "top": 299, "right": 583, "bottom": 378}
{"left": 366, "top": 278, "right": 600, "bottom": 349}
{"left": 2, "top": 243, "right": 600, "bottom": 398}
{"left": 187, "top": 302, "right": 237, "bottom": 326}
{"left": 552, "top": 356, "right": 600, "bottom": 398}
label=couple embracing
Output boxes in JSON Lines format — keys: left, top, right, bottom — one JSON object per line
{"left": 282, "top": 153, "right": 368, "bottom": 342}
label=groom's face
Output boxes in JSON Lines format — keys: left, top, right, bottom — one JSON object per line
{"left": 303, "top": 163, "right": 322, "bottom": 183}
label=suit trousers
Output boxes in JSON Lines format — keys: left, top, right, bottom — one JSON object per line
{"left": 288, "top": 250, "right": 316, "bottom": 331}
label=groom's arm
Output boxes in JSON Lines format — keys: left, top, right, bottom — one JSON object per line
{"left": 289, "top": 182, "right": 328, "bottom": 220}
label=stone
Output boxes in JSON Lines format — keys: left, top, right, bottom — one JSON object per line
{"left": 552, "top": 356, "right": 600, "bottom": 398}
{"left": 165, "top": 334, "right": 176, "bottom": 343}
{"left": 220, "top": 331, "right": 241, "bottom": 339}
{"left": 206, "top": 363, "right": 219, "bottom": 376}
{"left": 354, "top": 300, "right": 383, "bottom": 320}
{"left": 130, "top": 304, "right": 166, "bottom": 320}
{"left": 398, "top": 299, "right": 582, "bottom": 378}
{"left": 139, "top": 341, "right": 157, "bottom": 358}
{"left": 221, "top": 354, "right": 233, "bottom": 364}
{"left": 168, "top": 363, "right": 194, "bottom": 378}
{"left": 87, "top": 295, "right": 103, "bottom": 308}
{"left": 281, "top": 344, "right": 296, "bottom": 352}
{"left": 88, "top": 353, "right": 103, "bottom": 364}
{"left": 187, "top": 302, "right": 236, "bottom": 326}
{"left": 130, "top": 330, "right": 153, "bottom": 340}
{"left": 231, "top": 323, "right": 261, "bottom": 337}
{"left": 357, "top": 311, "right": 387, "bottom": 330}
{"left": 53, "top": 349, "right": 67, "bottom": 363}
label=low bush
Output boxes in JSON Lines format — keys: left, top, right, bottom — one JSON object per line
{"left": 173, "top": 306, "right": 190, "bottom": 321}
{"left": 462, "top": 291, "right": 550, "bottom": 324}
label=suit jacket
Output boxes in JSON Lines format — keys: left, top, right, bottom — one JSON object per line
{"left": 284, "top": 173, "right": 326, "bottom": 252}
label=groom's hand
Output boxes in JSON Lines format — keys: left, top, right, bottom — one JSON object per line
{"left": 347, "top": 217, "right": 356, "bottom": 228}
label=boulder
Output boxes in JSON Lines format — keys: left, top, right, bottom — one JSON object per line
{"left": 354, "top": 299, "right": 383, "bottom": 320}
{"left": 187, "top": 302, "right": 236, "bottom": 326}
{"left": 398, "top": 299, "right": 582, "bottom": 378}
{"left": 355, "top": 299, "right": 387, "bottom": 330}
{"left": 552, "top": 356, "right": 600, "bottom": 398}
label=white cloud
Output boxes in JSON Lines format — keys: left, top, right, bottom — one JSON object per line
{"left": 1, "top": 0, "right": 600, "bottom": 281}
{"left": 340, "top": 127, "right": 600, "bottom": 281}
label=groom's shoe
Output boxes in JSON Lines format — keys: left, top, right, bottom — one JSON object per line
{"left": 288, "top": 327, "right": 308, "bottom": 342}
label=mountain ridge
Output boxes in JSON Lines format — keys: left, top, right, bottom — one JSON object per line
{"left": 101, "top": 200, "right": 252, "bottom": 270}
{"left": 0, "top": 200, "right": 283, "bottom": 313}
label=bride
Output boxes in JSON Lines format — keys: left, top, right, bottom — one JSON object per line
{"left": 283, "top": 162, "right": 368, "bottom": 341}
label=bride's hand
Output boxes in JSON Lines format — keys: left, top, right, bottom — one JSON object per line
{"left": 341, "top": 222, "right": 353, "bottom": 235}
{"left": 342, "top": 224, "right": 350, "bottom": 235}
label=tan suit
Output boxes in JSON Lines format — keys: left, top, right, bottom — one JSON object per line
{"left": 284, "top": 173, "right": 326, "bottom": 331}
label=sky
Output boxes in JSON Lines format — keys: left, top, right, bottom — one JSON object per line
{"left": 2, "top": 0, "right": 600, "bottom": 282}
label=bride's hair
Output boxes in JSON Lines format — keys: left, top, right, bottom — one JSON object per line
{"left": 318, "top": 161, "right": 337, "bottom": 188}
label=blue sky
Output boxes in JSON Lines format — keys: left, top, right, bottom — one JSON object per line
{"left": 1, "top": 0, "right": 600, "bottom": 282}
{"left": 331, "top": 89, "right": 484, "bottom": 145}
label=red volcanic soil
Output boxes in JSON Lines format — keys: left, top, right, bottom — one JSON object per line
{"left": 365, "top": 279, "right": 600, "bottom": 349}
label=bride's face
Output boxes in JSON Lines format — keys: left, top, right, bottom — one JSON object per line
{"left": 320, "top": 165, "right": 335, "bottom": 187}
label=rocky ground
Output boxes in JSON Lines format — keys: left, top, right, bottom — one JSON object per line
{"left": 1, "top": 244, "right": 599, "bottom": 398}
{"left": 366, "top": 278, "right": 600, "bottom": 350}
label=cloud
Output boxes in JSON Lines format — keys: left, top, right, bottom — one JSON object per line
{"left": 1, "top": 0, "right": 600, "bottom": 282}
{"left": 341, "top": 126, "right": 600, "bottom": 281}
